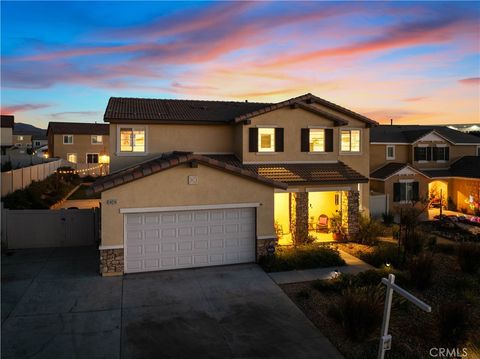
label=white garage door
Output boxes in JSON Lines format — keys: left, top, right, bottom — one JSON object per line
{"left": 125, "top": 207, "right": 256, "bottom": 273}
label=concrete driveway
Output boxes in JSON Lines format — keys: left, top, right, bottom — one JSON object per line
{"left": 2, "top": 246, "right": 342, "bottom": 359}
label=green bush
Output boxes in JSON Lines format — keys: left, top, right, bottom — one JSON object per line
{"left": 328, "top": 285, "right": 384, "bottom": 341}
{"left": 353, "top": 215, "right": 384, "bottom": 245}
{"left": 408, "top": 253, "right": 434, "bottom": 290}
{"left": 359, "top": 244, "right": 403, "bottom": 269}
{"left": 439, "top": 302, "right": 470, "bottom": 345}
{"left": 457, "top": 243, "right": 480, "bottom": 274}
{"left": 259, "top": 245, "right": 345, "bottom": 272}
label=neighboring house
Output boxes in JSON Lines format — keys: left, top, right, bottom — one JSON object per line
{"left": 1, "top": 115, "right": 14, "bottom": 153}
{"left": 92, "top": 93, "right": 377, "bottom": 275}
{"left": 32, "top": 132, "right": 48, "bottom": 149}
{"left": 370, "top": 125, "right": 480, "bottom": 215}
{"left": 47, "top": 122, "right": 110, "bottom": 164}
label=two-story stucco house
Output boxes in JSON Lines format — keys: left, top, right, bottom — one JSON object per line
{"left": 47, "top": 122, "right": 110, "bottom": 165}
{"left": 370, "top": 125, "right": 480, "bottom": 216}
{"left": 91, "top": 93, "right": 377, "bottom": 276}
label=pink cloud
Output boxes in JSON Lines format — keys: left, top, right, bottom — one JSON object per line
{"left": 0, "top": 103, "right": 51, "bottom": 114}
{"left": 458, "top": 77, "right": 480, "bottom": 85}
{"left": 403, "top": 97, "right": 427, "bottom": 102}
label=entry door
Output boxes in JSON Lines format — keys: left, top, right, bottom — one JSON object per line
{"left": 125, "top": 207, "right": 255, "bottom": 273}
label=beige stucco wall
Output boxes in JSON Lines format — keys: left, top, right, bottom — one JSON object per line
{"left": 52, "top": 134, "right": 110, "bottom": 164}
{"left": 109, "top": 123, "right": 234, "bottom": 172}
{"left": 101, "top": 163, "right": 275, "bottom": 247}
{"left": 370, "top": 144, "right": 411, "bottom": 171}
{"left": 383, "top": 173, "right": 430, "bottom": 214}
{"left": 1, "top": 128, "right": 13, "bottom": 147}
{"left": 241, "top": 107, "right": 370, "bottom": 177}
{"left": 449, "top": 178, "right": 480, "bottom": 214}
{"left": 13, "top": 134, "right": 32, "bottom": 148}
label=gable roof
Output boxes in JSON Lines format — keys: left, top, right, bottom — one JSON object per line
{"left": 104, "top": 93, "right": 377, "bottom": 126}
{"left": 91, "top": 152, "right": 287, "bottom": 193}
{"left": 371, "top": 125, "right": 480, "bottom": 144}
{"left": 47, "top": 122, "right": 109, "bottom": 135}
{"left": 205, "top": 155, "right": 369, "bottom": 185}
{"left": 370, "top": 162, "right": 430, "bottom": 180}
{"left": 423, "top": 156, "right": 480, "bottom": 179}
{"left": 1, "top": 115, "right": 14, "bottom": 128}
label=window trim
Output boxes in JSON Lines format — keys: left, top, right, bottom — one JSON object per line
{"left": 386, "top": 145, "right": 395, "bottom": 160}
{"left": 91, "top": 135, "right": 103, "bottom": 145}
{"left": 309, "top": 128, "right": 326, "bottom": 153}
{"left": 86, "top": 152, "right": 100, "bottom": 164}
{"left": 257, "top": 127, "right": 276, "bottom": 153}
{"left": 339, "top": 128, "right": 362, "bottom": 154}
{"left": 116, "top": 125, "right": 148, "bottom": 156}
{"left": 67, "top": 153, "right": 77, "bottom": 163}
{"left": 63, "top": 134, "right": 74, "bottom": 145}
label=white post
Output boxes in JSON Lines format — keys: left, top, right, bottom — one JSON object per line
{"left": 377, "top": 273, "right": 431, "bottom": 359}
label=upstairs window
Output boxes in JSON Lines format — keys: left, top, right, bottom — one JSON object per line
{"left": 120, "top": 128, "right": 145, "bottom": 152}
{"left": 91, "top": 135, "right": 103, "bottom": 144}
{"left": 258, "top": 128, "right": 275, "bottom": 152}
{"left": 386, "top": 145, "right": 395, "bottom": 160}
{"left": 340, "top": 129, "right": 360, "bottom": 152}
{"left": 309, "top": 129, "right": 325, "bottom": 152}
{"left": 433, "top": 147, "right": 449, "bottom": 161}
{"left": 63, "top": 135, "right": 73, "bottom": 144}
{"left": 249, "top": 127, "right": 284, "bottom": 153}
{"left": 301, "top": 128, "right": 333, "bottom": 152}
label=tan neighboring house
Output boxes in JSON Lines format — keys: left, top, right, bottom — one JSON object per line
{"left": 47, "top": 122, "right": 110, "bottom": 165}
{"left": 370, "top": 125, "right": 480, "bottom": 216}
{"left": 91, "top": 93, "right": 378, "bottom": 275}
{"left": 1, "top": 115, "right": 14, "bottom": 153}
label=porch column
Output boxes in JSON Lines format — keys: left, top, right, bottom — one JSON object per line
{"left": 291, "top": 192, "right": 308, "bottom": 244}
{"left": 345, "top": 190, "right": 360, "bottom": 236}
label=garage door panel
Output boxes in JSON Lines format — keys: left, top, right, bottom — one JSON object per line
{"left": 125, "top": 207, "right": 255, "bottom": 273}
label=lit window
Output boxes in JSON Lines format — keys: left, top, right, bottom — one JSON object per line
{"left": 120, "top": 128, "right": 145, "bottom": 152}
{"left": 18, "top": 136, "right": 24, "bottom": 141}
{"left": 87, "top": 153, "right": 99, "bottom": 164}
{"left": 386, "top": 145, "right": 395, "bottom": 160}
{"left": 309, "top": 129, "right": 325, "bottom": 152}
{"left": 258, "top": 128, "right": 275, "bottom": 152}
{"left": 340, "top": 130, "right": 361, "bottom": 152}
{"left": 67, "top": 153, "right": 77, "bottom": 163}
{"left": 63, "top": 135, "right": 73, "bottom": 144}
{"left": 91, "top": 135, "right": 103, "bottom": 144}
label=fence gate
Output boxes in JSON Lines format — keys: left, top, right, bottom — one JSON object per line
{"left": 2, "top": 208, "right": 99, "bottom": 249}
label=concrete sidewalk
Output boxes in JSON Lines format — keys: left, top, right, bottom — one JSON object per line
{"left": 269, "top": 250, "right": 374, "bottom": 284}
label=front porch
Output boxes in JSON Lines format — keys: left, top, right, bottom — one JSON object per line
{"left": 274, "top": 189, "right": 360, "bottom": 246}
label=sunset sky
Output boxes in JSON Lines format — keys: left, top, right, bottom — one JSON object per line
{"left": 1, "top": 1, "right": 479, "bottom": 129}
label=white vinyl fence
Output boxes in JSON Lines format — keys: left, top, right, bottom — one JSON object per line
{"left": 1, "top": 159, "right": 64, "bottom": 197}
{"left": 370, "top": 193, "right": 389, "bottom": 218}
{"left": 1, "top": 207, "right": 99, "bottom": 249}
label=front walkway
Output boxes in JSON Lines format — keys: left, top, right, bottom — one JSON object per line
{"left": 269, "top": 250, "right": 373, "bottom": 285}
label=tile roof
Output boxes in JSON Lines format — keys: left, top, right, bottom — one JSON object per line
{"left": 206, "top": 155, "right": 369, "bottom": 185}
{"left": 90, "top": 152, "right": 288, "bottom": 193}
{"left": 371, "top": 125, "right": 480, "bottom": 144}
{"left": 424, "top": 156, "right": 480, "bottom": 179}
{"left": 370, "top": 162, "right": 430, "bottom": 180}
{"left": 1, "top": 115, "right": 14, "bottom": 128}
{"left": 104, "top": 93, "right": 377, "bottom": 126}
{"left": 47, "top": 122, "right": 109, "bottom": 135}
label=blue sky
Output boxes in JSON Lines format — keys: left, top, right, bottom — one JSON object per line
{"left": 1, "top": 1, "right": 479, "bottom": 128}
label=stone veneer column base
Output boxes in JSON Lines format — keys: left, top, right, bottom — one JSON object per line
{"left": 100, "top": 248, "right": 124, "bottom": 276}
{"left": 256, "top": 237, "right": 277, "bottom": 260}
{"left": 347, "top": 190, "right": 360, "bottom": 236}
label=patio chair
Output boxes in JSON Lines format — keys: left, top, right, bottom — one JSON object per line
{"left": 315, "top": 214, "right": 329, "bottom": 233}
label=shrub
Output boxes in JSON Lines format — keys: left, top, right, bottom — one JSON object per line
{"left": 382, "top": 212, "right": 395, "bottom": 226}
{"left": 403, "top": 230, "right": 428, "bottom": 255}
{"left": 457, "top": 243, "right": 480, "bottom": 274}
{"left": 408, "top": 253, "right": 434, "bottom": 289}
{"left": 359, "top": 244, "right": 403, "bottom": 269}
{"left": 354, "top": 215, "right": 384, "bottom": 245}
{"left": 328, "top": 285, "right": 384, "bottom": 341}
{"left": 311, "top": 273, "right": 354, "bottom": 293}
{"left": 439, "top": 302, "right": 470, "bottom": 345}
{"left": 435, "top": 243, "right": 456, "bottom": 255}
{"left": 355, "top": 268, "right": 409, "bottom": 287}
{"left": 259, "top": 245, "right": 345, "bottom": 272}
{"left": 296, "top": 289, "right": 311, "bottom": 300}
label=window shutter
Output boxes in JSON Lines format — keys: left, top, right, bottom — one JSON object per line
{"left": 412, "top": 181, "right": 419, "bottom": 201}
{"left": 249, "top": 128, "right": 258, "bottom": 152}
{"left": 275, "top": 128, "right": 284, "bottom": 152}
{"left": 301, "top": 128, "right": 309, "bottom": 152}
{"left": 427, "top": 147, "right": 432, "bottom": 161}
{"left": 432, "top": 147, "right": 438, "bottom": 161}
{"left": 414, "top": 147, "right": 419, "bottom": 161}
{"left": 445, "top": 147, "right": 450, "bottom": 161}
{"left": 393, "top": 183, "right": 401, "bottom": 202}
{"left": 325, "top": 129, "right": 334, "bottom": 152}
